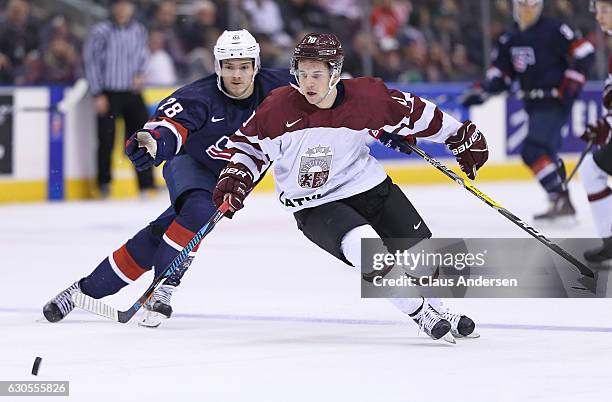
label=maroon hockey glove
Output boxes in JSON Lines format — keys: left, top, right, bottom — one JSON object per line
{"left": 213, "top": 163, "right": 254, "bottom": 218}
{"left": 445, "top": 120, "right": 489, "bottom": 180}
{"left": 603, "top": 84, "right": 612, "bottom": 109}
{"left": 557, "top": 69, "right": 585, "bottom": 104}
{"left": 581, "top": 115, "right": 612, "bottom": 146}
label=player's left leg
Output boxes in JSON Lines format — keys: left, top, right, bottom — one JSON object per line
{"left": 522, "top": 104, "right": 575, "bottom": 221}
{"left": 346, "top": 176, "right": 479, "bottom": 338}
{"left": 580, "top": 145, "right": 612, "bottom": 262}
{"left": 43, "top": 207, "right": 174, "bottom": 322}
{"left": 293, "top": 194, "right": 454, "bottom": 343}
{"left": 139, "top": 154, "right": 220, "bottom": 327}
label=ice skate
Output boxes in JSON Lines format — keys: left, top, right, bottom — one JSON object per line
{"left": 43, "top": 281, "right": 81, "bottom": 323}
{"left": 431, "top": 299, "right": 480, "bottom": 338}
{"left": 584, "top": 236, "right": 612, "bottom": 263}
{"left": 139, "top": 284, "right": 175, "bottom": 328}
{"left": 533, "top": 191, "right": 576, "bottom": 223}
{"left": 409, "top": 299, "right": 455, "bottom": 344}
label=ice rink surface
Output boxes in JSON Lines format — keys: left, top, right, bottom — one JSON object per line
{"left": 1, "top": 179, "right": 611, "bottom": 401}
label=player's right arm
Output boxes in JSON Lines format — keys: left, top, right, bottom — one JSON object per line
{"left": 212, "top": 105, "right": 278, "bottom": 215}
{"left": 125, "top": 93, "right": 208, "bottom": 171}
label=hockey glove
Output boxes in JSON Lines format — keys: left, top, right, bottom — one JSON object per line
{"left": 459, "top": 82, "right": 488, "bottom": 107}
{"left": 125, "top": 127, "right": 177, "bottom": 171}
{"left": 213, "top": 163, "right": 254, "bottom": 218}
{"left": 581, "top": 115, "right": 612, "bottom": 146}
{"left": 603, "top": 83, "right": 612, "bottom": 109}
{"left": 371, "top": 130, "right": 416, "bottom": 154}
{"left": 557, "top": 69, "right": 585, "bottom": 105}
{"left": 445, "top": 120, "right": 489, "bottom": 180}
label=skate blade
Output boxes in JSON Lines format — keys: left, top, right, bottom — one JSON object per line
{"left": 441, "top": 332, "right": 457, "bottom": 344}
{"left": 138, "top": 311, "right": 167, "bottom": 328}
{"left": 453, "top": 330, "right": 481, "bottom": 339}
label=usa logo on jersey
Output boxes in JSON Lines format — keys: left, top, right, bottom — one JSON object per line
{"left": 206, "top": 136, "right": 232, "bottom": 160}
{"left": 510, "top": 47, "right": 536, "bottom": 73}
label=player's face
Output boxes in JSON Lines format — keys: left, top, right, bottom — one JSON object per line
{"left": 515, "top": 2, "right": 541, "bottom": 30}
{"left": 220, "top": 59, "right": 255, "bottom": 97}
{"left": 296, "top": 59, "right": 335, "bottom": 107}
{"left": 596, "top": 1, "right": 612, "bottom": 32}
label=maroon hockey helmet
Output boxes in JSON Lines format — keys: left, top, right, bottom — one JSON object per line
{"left": 290, "top": 33, "right": 344, "bottom": 79}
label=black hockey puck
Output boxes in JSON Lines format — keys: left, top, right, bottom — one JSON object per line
{"left": 31, "top": 357, "right": 42, "bottom": 376}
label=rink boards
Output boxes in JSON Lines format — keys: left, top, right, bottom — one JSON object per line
{"left": 0, "top": 82, "right": 604, "bottom": 203}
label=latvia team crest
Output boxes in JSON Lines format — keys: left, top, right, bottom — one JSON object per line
{"left": 298, "top": 145, "right": 333, "bottom": 188}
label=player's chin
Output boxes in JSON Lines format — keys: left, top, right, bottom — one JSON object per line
{"left": 304, "top": 92, "right": 319, "bottom": 104}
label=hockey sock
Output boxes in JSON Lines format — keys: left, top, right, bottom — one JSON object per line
{"left": 529, "top": 155, "right": 565, "bottom": 194}
{"left": 340, "top": 224, "right": 380, "bottom": 268}
{"left": 80, "top": 225, "right": 160, "bottom": 298}
{"left": 581, "top": 154, "right": 612, "bottom": 238}
{"left": 152, "top": 190, "right": 215, "bottom": 279}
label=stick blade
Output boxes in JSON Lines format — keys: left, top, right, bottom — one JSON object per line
{"left": 72, "top": 292, "right": 119, "bottom": 322}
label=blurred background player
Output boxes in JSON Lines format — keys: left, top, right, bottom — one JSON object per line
{"left": 461, "top": 0, "right": 595, "bottom": 222}
{"left": 578, "top": 0, "right": 612, "bottom": 262}
{"left": 83, "top": 0, "right": 156, "bottom": 198}
{"left": 214, "top": 33, "right": 487, "bottom": 343}
{"left": 43, "top": 29, "right": 295, "bottom": 327}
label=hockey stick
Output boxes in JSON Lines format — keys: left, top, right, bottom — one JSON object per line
{"left": 72, "top": 201, "right": 231, "bottom": 323}
{"left": 565, "top": 139, "right": 594, "bottom": 184}
{"left": 405, "top": 142, "right": 595, "bottom": 278}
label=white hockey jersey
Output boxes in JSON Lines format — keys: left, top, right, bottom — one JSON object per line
{"left": 226, "top": 77, "right": 462, "bottom": 212}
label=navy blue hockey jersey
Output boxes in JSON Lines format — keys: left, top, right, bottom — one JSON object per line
{"left": 485, "top": 17, "right": 594, "bottom": 98}
{"left": 144, "top": 68, "right": 295, "bottom": 176}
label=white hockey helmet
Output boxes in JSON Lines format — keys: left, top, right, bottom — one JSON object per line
{"left": 214, "top": 30, "right": 260, "bottom": 99}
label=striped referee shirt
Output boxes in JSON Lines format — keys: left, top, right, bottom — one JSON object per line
{"left": 83, "top": 19, "right": 149, "bottom": 95}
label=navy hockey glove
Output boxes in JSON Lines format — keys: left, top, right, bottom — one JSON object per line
{"left": 213, "top": 163, "right": 254, "bottom": 218}
{"left": 371, "top": 130, "right": 416, "bottom": 154}
{"left": 459, "top": 82, "right": 488, "bottom": 107}
{"left": 125, "top": 127, "right": 177, "bottom": 171}
{"left": 445, "top": 120, "right": 489, "bottom": 180}
{"left": 557, "top": 69, "right": 585, "bottom": 105}
{"left": 581, "top": 114, "right": 612, "bottom": 146}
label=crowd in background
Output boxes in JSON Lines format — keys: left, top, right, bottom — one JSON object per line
{"left": 0, "top": 0, "right": 606, "bottom": 87}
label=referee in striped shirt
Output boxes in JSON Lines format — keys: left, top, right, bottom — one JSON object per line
{"left": 83, "top": 0, "right": 155, "bottom": 197}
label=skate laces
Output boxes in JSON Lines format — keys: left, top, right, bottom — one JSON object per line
{"left": 151, "top": 284, "right": 174, "bottom": 305}
{"left": 417, "top": 302, "right": 442, "bottom": 335}
{"left": 53, "top": 282, "right": 80, "bottom": 316}
{"left": 432, "top": 299, "right": 462, "bottom": 330}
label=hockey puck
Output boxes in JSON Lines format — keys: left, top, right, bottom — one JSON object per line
{"left": 31, "top": 357, "right": 42, "bottom": 376}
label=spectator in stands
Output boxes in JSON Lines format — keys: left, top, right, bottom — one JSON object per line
{"left": 396, "top": 37, "right": 427, "bottom": 83}
{"left": 150, "top": 0, "right": 189, "bottom": 79}
{"left": 0, "top": 0, "right": 40, "bottom": 84}
{"left": 280, "top": 0, "right": 330, "bottom": 39}
{"left": 241, "top": 0, "right": 292, "bottom": 47}
{"left": 449, "top": 43, "right": 479, "bottom": 81}
{"left": 23, "top": 30, "right": 81, "bottom": 85}
{"left": 83, "top": 0, "right": 155, "bottom": 198}
{"left": 144, "top": 27, "right": 177, "bottom": 86}
{"left": 179, "top": 0, "right": 219, "bottom": 53}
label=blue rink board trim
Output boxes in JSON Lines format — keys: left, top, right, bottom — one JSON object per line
{"left": 3, "top": 307, "right": 612, "bottom": 334}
